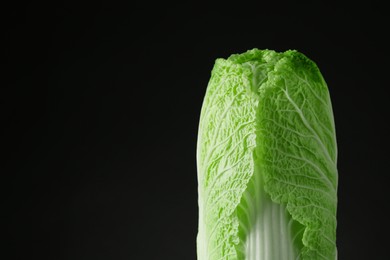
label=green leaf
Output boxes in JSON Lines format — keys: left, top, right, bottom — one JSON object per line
{"left": 197, "top": 49, "right": 338, "bottom": 260}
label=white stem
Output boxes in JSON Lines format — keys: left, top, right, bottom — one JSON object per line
{"left": 244, "top": 168, "right": 298, "bottom": 260}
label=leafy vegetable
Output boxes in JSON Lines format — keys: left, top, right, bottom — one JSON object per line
{"left": 197, "top": 49, "right": 338, "bottom": 260}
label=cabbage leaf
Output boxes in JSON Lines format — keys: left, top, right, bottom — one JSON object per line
{"left": 197, "top": 49, "right": 338, "bottom": 260}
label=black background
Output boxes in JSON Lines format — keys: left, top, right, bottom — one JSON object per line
{"left": 4, "top": 1, "right": 389, "bottom": 259}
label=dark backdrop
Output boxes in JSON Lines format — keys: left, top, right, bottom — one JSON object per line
{"left": 4, "top": 1, "right": 389, "bottom": 259}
